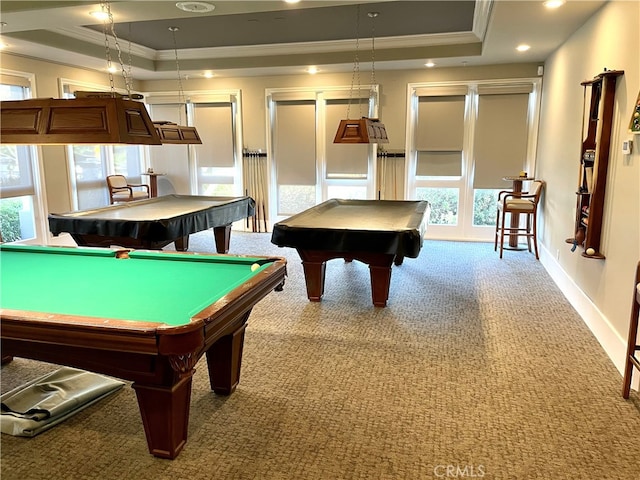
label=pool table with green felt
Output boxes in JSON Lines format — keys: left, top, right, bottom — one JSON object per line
{"left": 0, "top": 244, "right": 286, "bottom": 459}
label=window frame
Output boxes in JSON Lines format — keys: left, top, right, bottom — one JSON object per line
{"left": 266, "top": 85, "right": 381, "bottom": 223}
{"left": 405, "top": 79, "right": 542, "bottom": 241}
{"left": 60, "top": 78, "right": 148, "bottom": 210}
{"left": 0, "top": 69, "right": 48, "bottom": 244}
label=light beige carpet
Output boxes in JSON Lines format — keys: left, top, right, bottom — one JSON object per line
{"left": 2, "top": 232, "right": 639, "bottom": 480}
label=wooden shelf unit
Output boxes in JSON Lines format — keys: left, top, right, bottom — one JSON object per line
{"left": 566, "top": 69, "right": 624, "bottom": 259}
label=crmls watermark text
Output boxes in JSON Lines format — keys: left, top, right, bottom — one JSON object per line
{"left": 433, "top": 465, "right": 486, "bottom": 478}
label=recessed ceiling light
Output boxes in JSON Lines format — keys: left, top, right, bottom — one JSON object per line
{"left": 0, "top": 41, "right": 7, "bottom": 50}
{"left": 107, "top": 65, "right": 118, "bottom": 73}
{"left": 284, "top": 0, "right": 301, "bottom": 4}
{"left": 424, "top": 61, "right": 435, "bottom": 68}
{"left": 543, "top": 0, "right": 565, "bottom": 9}
{"left": 89, "top": 10, "right": 109, "bottom": 21}
{"left": 307, "top": 66, "right": 319, "bottom": 74}
{"left": 203, "top": 71, "right": 214, "bottom": 78}
{"left": 516, "top": 44, "right": 531, "bottom": 52}
{"left": 175, "top": 2, "right": 215, "bottom": 13}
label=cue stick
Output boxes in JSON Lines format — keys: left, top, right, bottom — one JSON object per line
{"left": 245, "top": 187, "right": 250, "bottom": 230}
{"left": 251, "top": 154, "right": 258, "bottom": 232}
{"left": 254, "top": 153, "right": 262, "bottom": 232}
{"left": 259, "top": 156, "right": 268, "bottom": 232}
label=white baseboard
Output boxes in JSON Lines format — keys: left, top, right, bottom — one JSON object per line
{"left": 539, "top": 244, "right": 636, "bottom": 389}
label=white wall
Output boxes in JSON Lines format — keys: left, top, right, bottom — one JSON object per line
{"left": 536, "top": 0, "right": 640, "bottom": 374}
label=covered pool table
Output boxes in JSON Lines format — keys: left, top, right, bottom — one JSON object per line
{"left": 271, "top": 199, "right": 429, "bottom": 307}
{"left": 0, "top": 244, "right": 286, "bottom": 459}
{"left": 48, "top": 194, "right": 255, "bottom": 252}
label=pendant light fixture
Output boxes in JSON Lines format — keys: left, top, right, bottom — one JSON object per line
{"left": 152, "top": 26, "right": 202, "bottom": 144}
{"left": 0, "top": 2, "right": 161, "bottom": 145}
{"left": 334, "top": 8, "right": 388, "bottom": 144}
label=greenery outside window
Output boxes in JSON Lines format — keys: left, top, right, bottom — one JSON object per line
{"left": 473, "top": 189, "right": 500, "bottom": 226}
{"left": 416, "top": 187, "right": 459, "bottom": 225}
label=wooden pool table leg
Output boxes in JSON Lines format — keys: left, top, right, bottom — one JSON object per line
{"left": 205, "top": 320, "right": 248, "bottom": 395}
{"left": 365, "top": 254, "right": 395, "bottom": 307}
{"left": 297, "top": 250, "right": 327, "bottom": 302}
{"left": 132, "top": 372, "right": 193, "bottom": 460}
{"left": 173, "top": 235, "right": 190, "bottom": 251}
{"left": 296, "top": 249, "right": 395, "bottom": 306}
{"left": 213, "top": 225, "right": 232, "bottom": 254}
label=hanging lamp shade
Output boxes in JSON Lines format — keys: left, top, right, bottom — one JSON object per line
{"left": 0, "top": 0, "right": 162, "bottom": 147}
{"left": 150, "top": 25, "right": 202, "bottom": 145}
{"left": 334, "top": 117, "right": 389, "bottom": 144}
{"left": 153, "top": 121, "right": 202, "bottom": 144}
{"left": 0, "top": 95, "right": 162, "bottom": 145}
{"left": 334, "top": 9, "right": 388, "bottom": 144}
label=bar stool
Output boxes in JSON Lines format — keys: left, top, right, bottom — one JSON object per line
{"left": 622, "top": 261, "right": 640, "bottom": 398}
{"left": 494, "top": 180, "right": 545, "bottom": 259}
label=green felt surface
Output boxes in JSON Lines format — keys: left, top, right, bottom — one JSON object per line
{"left": 0, "top": 245, "right": 270, "bottom": 326}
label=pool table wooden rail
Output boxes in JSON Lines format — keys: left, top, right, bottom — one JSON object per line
{"left": 0, "top": 254, "right": 287, "bottom": 459}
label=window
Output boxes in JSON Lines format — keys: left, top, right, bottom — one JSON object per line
{"left": 473, "top": 85, "right": 532, "bottom": 189}
{"left": 267, "top": 87, "right": 379, "bottom": 220}
{"left": 407, "top": 80, "right": 540, "bottom": 240}
{"left": 61, "top": 80, "right": 146, "bottom": 209}
{"left": 413, "top": 91, "right": 466, "bottom": 226}
{"left": 70, "top": 145, "right": 144, "bottom": 209}
{"left": 0, "top": 74, "right": 40, "bottom": 242}
{"left": 416, "top": 94, "right": 466, "bottom": 180}
{"left": 416, "top": 187, "right": 459, "bottom": 225}
{"left": 272, "top": 99, "right": 317, "bottom": 215}
{"left": 146, "top": 92, "right": 242, "bottom": 197}
{"left": 472, "top": 189, "right": 500, "bottom": 226}
{"left": 193, "top": 101, "right": 237, "bottom": 196}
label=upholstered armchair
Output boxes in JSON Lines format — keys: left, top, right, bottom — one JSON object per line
{"left": 106, "top": 175, "right": 150, "bottom": 204}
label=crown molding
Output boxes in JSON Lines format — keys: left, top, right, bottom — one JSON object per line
{"left": 155, "top": 32, "right": 480, "bottom": 61}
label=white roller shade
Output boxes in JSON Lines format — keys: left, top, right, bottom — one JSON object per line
{"left": 477, "top": 83, "right": 534, "bottom": 95}
{"left": 416, "top": 95, "right": 465, "bottom": 151}
{"left": 325, "top": 88, "right": 370, "bottom": 101}
{"left": 325, "top": 99, "right": 368, "bottom": 177}
{"left": 414, "top": 86, "right": 468, "bottom": 97}
{"left": 193, "top": 103, "right": 234, "bottom": 168}
{"left": 1, "top": 74, "right": 31, "bottom": 88}
{"left": 270, "top": 91, "right": 317, "bottom": 102}
{"left": 147, "top": 104, "right": 186, "bottom": 167}
{"left": 274, "top": 100, "right": 316, "bottom": 185}
{"left": 416, "top": 151, "right": 462, "bottom": 177}
{"left": 146, "top": 93, "right": 233, "bottom": 104}
{"left": 473, "top": 92, "right": 530, "bottom": 189}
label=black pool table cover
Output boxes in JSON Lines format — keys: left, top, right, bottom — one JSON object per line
{"left": 270, "top": 199, "right": 430, "bottom": 257}
{"left": 48, "top": 194, "right": 255, "bottom": 242}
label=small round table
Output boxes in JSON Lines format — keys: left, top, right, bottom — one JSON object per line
{"left": 141, "top": 172, "right": 166, "bottom": 198}
{"left": 502, "top": 176, "right": 535, "bottom": 248}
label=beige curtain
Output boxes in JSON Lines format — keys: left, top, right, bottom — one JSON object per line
{"left": 377, "top": 151, "right": 405, "bottom": 200}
